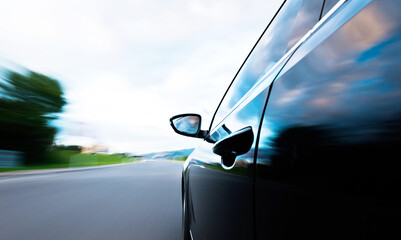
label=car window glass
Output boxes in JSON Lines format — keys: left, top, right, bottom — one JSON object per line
{"left": 208, "top": 87, "right": 270, "bottom": 171}
{"left": 321, "top": 0, "right": 340, "bottom": 18}
{"left": 211, "top": 0, "right": 323, "bottom": 130}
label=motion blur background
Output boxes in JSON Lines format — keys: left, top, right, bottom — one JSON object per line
{"left": 0, "top": 0, "right": 282, "bottom": 168}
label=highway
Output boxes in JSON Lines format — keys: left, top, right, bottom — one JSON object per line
{"left": 0, "top": 160, "right": 182, "bottom": 240}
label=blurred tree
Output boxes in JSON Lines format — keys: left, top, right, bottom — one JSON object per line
{"left": 0, "top": 70, "right": 66, "bottom": 165}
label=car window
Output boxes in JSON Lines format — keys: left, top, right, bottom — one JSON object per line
{"left": 210, "top": 0, "right": 324, "bottom": 131}
{"left": 321, "top": 0, "right": 341, "bottom": 18}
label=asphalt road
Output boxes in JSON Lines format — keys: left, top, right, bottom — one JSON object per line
{"left": 0, "top": 160, "right": 183, "bottom": 240}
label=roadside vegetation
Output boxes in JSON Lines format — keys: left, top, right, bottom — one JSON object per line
{"left": 0, "top": 68, "right": 137, "bottom": 173}
{"left": 0, "top": 69, "right": 66, "bottom": 166}
{"left": 172, "top": 156, "right": 188, "bottom": 162}
{"left": 0, "top": 150, "right": 136, "bottom": 173}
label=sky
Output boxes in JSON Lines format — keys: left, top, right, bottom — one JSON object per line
{"left": 0, "top": 0, "right": 282, "bottom": 154}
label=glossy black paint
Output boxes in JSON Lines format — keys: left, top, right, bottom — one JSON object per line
{"left": 256, "top": 0, "right": 401, "bottom": 239}
{"left": 172, "top": 0, "right": 401, "bottom": 239}
{"left": 212, "top": 126, "right": 254, "bottom": 168}
{"left": 184, "top": 88, "right": 270, "bottom": 240}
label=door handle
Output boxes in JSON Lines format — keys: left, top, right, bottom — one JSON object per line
{"left": 212, "top": 126, "right": 254, "bottom": 168}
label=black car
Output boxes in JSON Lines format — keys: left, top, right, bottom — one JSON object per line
{"left": 170, "top": 0, "right": 401, "bottom": 239}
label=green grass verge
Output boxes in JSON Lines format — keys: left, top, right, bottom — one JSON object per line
{"left": 0, "top": 150, "right": 136, "bottom": 173}
{"left": 172, "top": 156, "right": 188, "bottom": 162}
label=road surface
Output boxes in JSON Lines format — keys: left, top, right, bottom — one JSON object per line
{"left": 0, "top": 160, "right": 182, "bottom": 240}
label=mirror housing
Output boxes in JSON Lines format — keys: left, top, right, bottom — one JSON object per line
{"left": 212, "top": 126, "right": 254, "bottom": 168}
{"left": 170, "top": 113, "right": 208, "bottom": 138}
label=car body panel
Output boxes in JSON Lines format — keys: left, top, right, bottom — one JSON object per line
{"left": 179, "top": 0, "right": 401, "bottom": 239}
{"left": 185, "top": 88, "right": 269, "bottom": 240}
{"left": 256, "top": 0, "right": 401, "bottom": 239}
{"left": 182, "top": 1, "right": 325, "bottom": 239}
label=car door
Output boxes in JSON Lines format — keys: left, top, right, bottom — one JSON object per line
{"left": 256, "top": 0, "right": 401, "bottom": 239}
{"left": 184, "top": 1, "right": 324, "bottom": 239}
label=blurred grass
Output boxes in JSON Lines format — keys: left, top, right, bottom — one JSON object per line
{"left": 172, "top": 156, "right": 188, "bottom": 162}
{"left": 0, "top": 150, "right": 136, "bottom": 173}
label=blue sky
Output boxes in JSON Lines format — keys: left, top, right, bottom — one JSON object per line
{"left": 0, "top": 0, "right": 282, "bottom": 153}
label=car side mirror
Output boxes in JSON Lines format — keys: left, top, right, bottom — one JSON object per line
{"left": 170, "top": 113, "right": 208, "bottom": 138}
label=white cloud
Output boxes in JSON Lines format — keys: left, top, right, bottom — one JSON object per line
{"left": 0, "top": 0, "right": 283, "bottom": 153}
